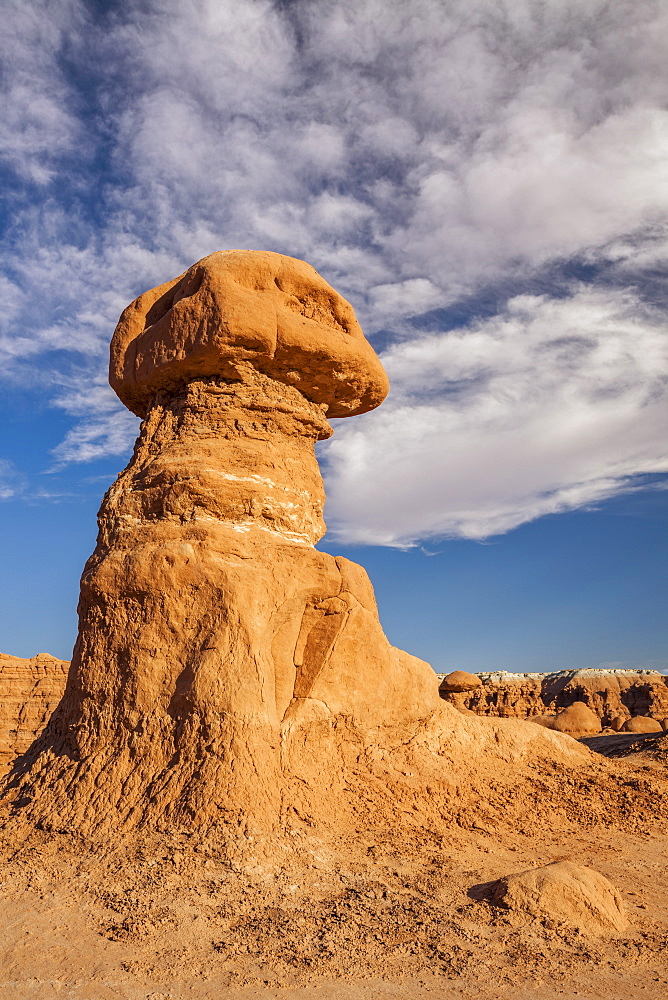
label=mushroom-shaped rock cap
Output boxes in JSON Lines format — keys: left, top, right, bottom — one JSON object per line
{"left": 110, "top": 250, "right": 389, "bottom": 419}
{"left": 439, "top": 670, "right": 482, "bottom": 694}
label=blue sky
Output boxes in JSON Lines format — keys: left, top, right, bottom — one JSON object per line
{"left": 1, "top": 0, "right": 666, "bottom": 670}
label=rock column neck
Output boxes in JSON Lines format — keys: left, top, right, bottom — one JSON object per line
{"left": 101, "top": 370, "right": 333, "bottom": 547}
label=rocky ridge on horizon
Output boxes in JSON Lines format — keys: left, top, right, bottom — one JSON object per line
{"left": 0, "top": 652, "right": 68, "bottom": 767}
{"left": 437, "top": 667, "right": 668, "bottom": 727}
{"left": 1, "top": 657, "right": 665, "bottom": 775}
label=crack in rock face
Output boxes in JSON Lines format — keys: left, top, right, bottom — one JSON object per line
{"left": 0, "top": 250, "right": 592, "bottom": 845}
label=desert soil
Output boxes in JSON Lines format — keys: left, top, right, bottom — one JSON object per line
{"left": 1, "top": 734, "right": 667, "bottom": 1000}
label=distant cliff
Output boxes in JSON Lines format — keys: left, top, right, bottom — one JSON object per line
{"left": 0, "top": 653, "right": 69, "bottom": 765}
{"left": 437, "top": 668, "right": 668, "bottom": 727}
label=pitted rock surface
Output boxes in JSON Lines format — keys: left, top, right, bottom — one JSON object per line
{"left": 0, "top": 653, "right": 68, "bottom": 767}
{"left": 110, "top": 249, "right": 389, "bottom": 419}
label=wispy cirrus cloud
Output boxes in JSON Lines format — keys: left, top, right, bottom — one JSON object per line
{"left": 0, "top": 0, "right": 85, "bottom": 184}
{"left": 47, "top": 381, "right": 139, "bottom": 467}
{"left": 49, "top": 410, "right": 139, "bottom": 468}
{"left": 0, "top": 460, "right": 25, "bottom": 501}
{"left": 1, "top": 0, "right": 667, "bottom": 542}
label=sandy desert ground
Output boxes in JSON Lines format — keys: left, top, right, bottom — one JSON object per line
{"left": 1, "top": 731, "right": 667, "bottom": 1000}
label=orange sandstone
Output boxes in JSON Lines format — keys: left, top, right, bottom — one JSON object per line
{"left": 552, "top": 701, "right": 601, "bottom": 735}
{"left": 110, "top": 250, "right": 389, "bottom": 420}
{"left": 1, "top": 251, "right": 589, "bottom": 842}
{"left": 438, "top": 670, "right": 481, "bottom": 694}
{"left": 491, "top": 861, "right": 627, "bottom": 937}
{"left": 448, "top": 669, "right": 668, "bottom": 726}
{"left": 621, "top": 716, "right": 663, "bottom": 733}
{"left": 0, "top": 653, "right": 68, "bottom": 767}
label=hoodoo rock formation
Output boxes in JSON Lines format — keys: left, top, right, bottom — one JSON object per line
{"left": 621, "top": 716, "right": 663, "bottom": 734}
{"left": 551, "top": 702, "right": 600, "bottom": 735}
{"left": 1, "top": 251, "right": 589, "bottom": 842}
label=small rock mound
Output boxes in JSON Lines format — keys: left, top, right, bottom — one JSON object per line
{"left": 438, "top": 670, "right": 481, "bottom": 694}
{"left": 552, "top": 701, "right": 600, "bottom": 734}
{"left": 491, "top": 861, "right": 627, "bottom": 936}
{"left": 621, "top": 716, "right": 663, "bottom": 733}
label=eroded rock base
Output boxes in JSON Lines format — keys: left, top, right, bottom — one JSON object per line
{"left": 2, "top": 735, "right": 668, "bottom": 1000}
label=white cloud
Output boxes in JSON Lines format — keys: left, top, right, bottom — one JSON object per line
{"left": 49, "top": 410, "right": 139, "bottom": 467}
{"left": 321, "top": 287, "right": 668, "bottom": 544}
{"left": 369, "top": 279, "right": 445, "bottom": 321}
{"left": 0, "top": 460, "right": 25, "bottom": 500}
{"left": 5, "top": 0, "right": 668, "bottom": 321}
{"left": 1, "top": 0, "right": 667, "bottom": 538}
{"left": 0, "top": 0, "right": 84, "bottom": 183}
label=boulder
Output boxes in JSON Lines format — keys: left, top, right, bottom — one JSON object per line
{"left": 621, "top": 716, "right": 663, "bottom": 733}
{"left": 552, "top": 701, "right": 600, "bottom": 735}
{"left": 438, "top": 670, "right": 482, "bottom": 694}
{"left": 110, "top": 249, "right": 389, "bottom": 420}
{"left": 610, "top": 715, "right": 628, "bottom": 732}
{"left": 491, "top": 861, "right": 627, "bottom": 936}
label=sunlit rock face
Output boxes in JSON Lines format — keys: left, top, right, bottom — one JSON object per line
{"left": 110, "top": 249, "right": 389, "bottom": 420}
{"left": 0, "top": 653, "right": 68, "bottom": 768}
{"left": 3, "top": 251, "right": 593, "bottom": 845}
{"left": 3, "top": 251, "right": 443, "bottom": 839}
{"left": 106, "top": 370, "right": 332, "bottom": 548}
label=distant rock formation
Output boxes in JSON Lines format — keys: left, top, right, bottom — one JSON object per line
{"left": 0, "top": 653, "right": 68, "bottom": 766}
{"left": 551, "top": 701, "right": 600, "bottom": 735}
{"left": 438, "top": 670, "right": 481, "bottom": 693}
{"left": 1, "top": 251, "right": 591, "bottom": 843}
{"left": 438, "top": 669, "right": 668, "bottom": 728}
{"left": 621, "top": 716, "right": 663, "bottom": 733}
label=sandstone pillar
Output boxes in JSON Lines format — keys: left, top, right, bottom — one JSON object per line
{"left": 6, "top": 251, "right": 440, "bottom": 838}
